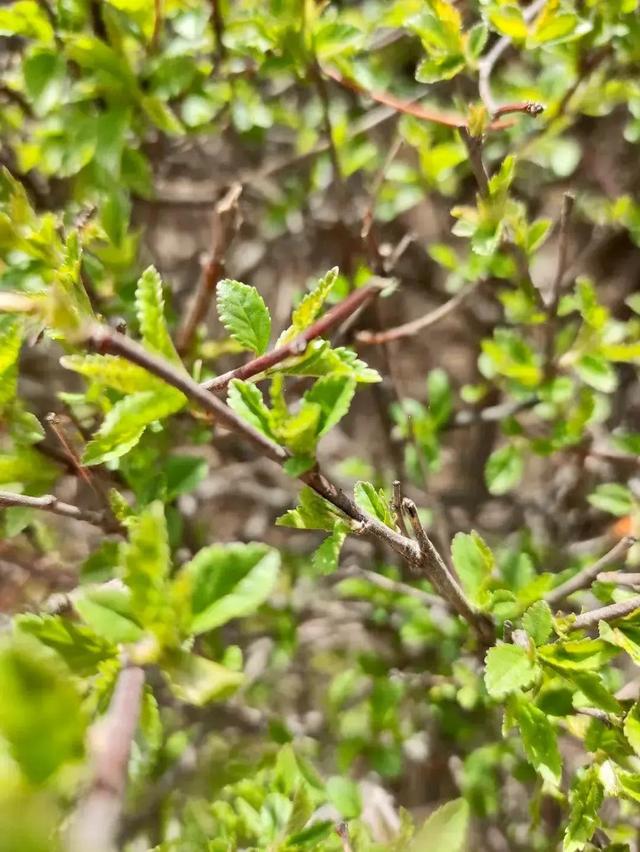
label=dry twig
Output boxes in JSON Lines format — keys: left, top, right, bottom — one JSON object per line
{"left": 0, "top": 490, "right": 121, "bottom": 532}
{"left": 546, "top": 536, "right": 636, "bottom": 607}
{"left": 572, "top": 595, "right": 640, "bottom": 632}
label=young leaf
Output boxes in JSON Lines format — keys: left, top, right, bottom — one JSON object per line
{"left": 312, "top": 521, "right": 349, "bottom": 574}
{"left": 0, "top": 636, "right": 87, "bottom": 784}
{"left": 484, "top": 644, "right": 537, "bottom": 699}
{"left": 73, "top": 585, "right": 145, "bottom": 645}
{"left": 277, "top": 267, "right": 338, "bottom": 346}
{"left": 227, "top": 379, "right": 276, "bottom": 439}
{"left": 512, "top": 697, "right": 562, "bottom": 786}
{"left": 326, "top": 776, "right": 362, "bottom": 820}
{"left": 61, "top": 354, "right": 161, "bottom": 394}
{"left": 624, "top": 702, "right": 640, "bottom": 757}
{"left": 0, "top": 315, "right": 22, "bottom": 409}
{"left": 409, "top": 798, "right": 469, "bottom": 852}
{"left": 588, "top": 483, "right": 633, "bottom": 517}
{"left": 217, "top": 279, "right": 271, "bottom": 354}
{"left": 183, "top": 542, "right": 280, "bottom": 635}
{"left": 485, "top": 444, "right": 524, "bottom": 495}
{"left": 522, "top": 600, "right": 553, "bottom": 646}
{"left": 303, "top": 375, "right": 356, "bottom": 437}
{"left": 161, "top": 649, "right": 243, "bottom": 705}
{"left": 451, "top": 531, "right": 494, "bottom": 605}
{"left": 15, "top": 613, "right": 115, "bottom": 676}
{"left": 563, "top": 767, "right": 603, "bottom": 852}
{"left": 354, "top": 481, "right": 396, "bottom": 529}
{"left": 135, "top": 266, "right": 181, "bottom": 363}
{"left": 83, "top": 388, "right": 185, "bottom": 466}
{"left": 277, "top": 486, "right": 348, "bottom": 531}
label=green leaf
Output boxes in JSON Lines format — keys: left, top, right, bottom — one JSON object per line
{"left": 624, "top": 702, "right": 640, "bottom": 757}
{"left": 575, "top": 354, "right": 617, "bottom": 393}
{"left": 522, "top": 600, "right": 553, "bottom": 645}
{"left": 0, "top": 636, "right": 86, "bottom": 783}
{"left": 451, "top": 531, "right": 494, "bottom": 605}
{"left": 73, "top": 585, "right": 145, "bottom": 645}
{"left": 184, "top": 542, "right": 280, "bottom": 635}
{"left": 277, "top": 267, "right": 338, "bottom": 346}
{"left": 83, "top": 388, "right": 185, "bottom": 466}
{"left": 600, "top": 621, "right": 640, "bottom": 664}
{"left": 217, "top": 279, "right": 271, "bottom": 354}
{"left": 165, "top": 455, "right": 208, "bottom": 500}
{"left": 0, "top": 315, "right": 22, "bottom": 409}
{"left": 326, "top": 776, "right": 362, "bottom": 820}
{"left": 538, "top": 638, "right": 619, "bottom": 671}
{"left": 61, "top": 354, "right": 161, "bottom": 394}
{"left": 563, "top": 766, "right": 603, "bottom": 852}
{"left": 227, "top": 379, "right": 276, "bottom": 439}
{"left": 484, "top": 644, "right": 537, "bottom": 699}
{"left": 512, "top": 697, "right": 562, "bottom": 786}
{"left": 277, "top": 485, "right": 347, "bottom": 531}
{"left": 135, "top": 266, "right": 181, "bottom": 363}
{"left": 415, "top": 53, "right": 465, "bottom": 83}
{"left": 588, "top": 483, "right": 633, "bottom": 517}
{"left": 354, "top": 481, "right": 396, "bottom": 528}
{"left": 485, "top": 444, "right": 524, "bottom": 495}
{"left": 312, "top": 522, "right": 349, "bottom": 574}
{"left": 0, "top": 1, "right": 54, "bottom": 41}
{"left": 161, "top": 649, "right": 243, "bottom": 705}
{"left": 15, "top": 613, "right": 115, "bottom": 675}
{"left": 303, "top": 375, "right": 356, "bottom": 437}
{"left": 489, "top": 5, "right": 528, "bottom": 40}
{"left": 409, "top": 798, "right": 469, "bottom": 852}
{"left": 467, "top": 22, "right": 489, "bottom": 58}
{"left": 122, "top": 501, "right": 172, "bottom": 636}
{"left": 426, "top": 368, "right": 452, "bottom": 427}
{"left": 532, "top": 8, "right": 580, "bottom": 45}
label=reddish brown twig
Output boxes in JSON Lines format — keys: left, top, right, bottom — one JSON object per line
{"left": 492, "top": 101, "right": 545, "bottom": 119}
{"left": 176, "top": 183, "right": 242, "bottom": 355}
{"left": 356, "top": 285, "right": 476, "bottom": 345}
{"left": 67, "top": 665, "right": 145, "bottom": 852}
{"left": 323, "top": 65, "right": 515, "bottom": 132}
{"left": 202, "top": 281, "right": 384, "bottom": 392}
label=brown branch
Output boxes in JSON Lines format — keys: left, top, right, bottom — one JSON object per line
{"left": 544, "top": 192, "right": 575, "bottom": 369}
{"left": 312, "top": 60, "right": 344, "bottom": 192}
{"left": 391, "top": 480, "right": 409, "bottom": 538}
{"left": 492, "top": 101, "right": 544, "bottom": 119}
{"left": 336, "top": 822, "right": 354, "bottom": 852}
{"left": 546, "top": 536, "right": 637, "bottom": 607}
{"left": 356, "top": 285, "right": 476, "bottom": 345}
{"left": 459, "top": 127, "right": 489, "bottom": 196}
{"left": 176, "top": 183, "right": 242, "bottom": 355}
{"left": 202, "top": 281, "right": 384, "bottom": 392}
{"left": 597, "top": 571, "right": 640, "bottom": 588}
{"left": 0, "top": 490, "right": 121, "bottom": 532}
{"left": 572, "top": 595, "right": 640, "bottom": 632}
{"left": 478, "top": 0, "right": 548, "bottom": 114}
{"left": 402, "top": 498, "right": 495, "bottom": 643}
{"left": 210, "top": 0, "right": 226, "bottom": 62}
{"left": 67, "top": 665, "right": 145, "bottom": 852}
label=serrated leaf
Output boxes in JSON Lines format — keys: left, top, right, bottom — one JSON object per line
{"left": 278, "top": 340, "right": 380, "bottom": 383}
{"left": 522, "top": 600, "right": 553, "bottom": 645}
{"left": 575, "top": 354, "right": 617, "bottom": 393}
{"left": 217, "top": 279, "right": 271, "bottom": 354}
{"left": 485, "top": 644, "right": 537, "bottom": 698}
{"left": 73, "top": 585, "right": 145, "bottom": 644}
{"left": 61, "top": 354, "right": 161, "bottom": 394}
{"left": 183, "top": 542, "right": 280, "bottom": 635}
{"left": 161, "top": 649, "right": 243, "bottom": 705}
{"left": 0, "top": 315, "right": 22, "bottom": 409}
{"left": 451, "top": 531, "right": 494, "bottom": 605}
{"left": 277, "top": 267, "right": 338, "bottom": 346}
{"left": 227, "top": 379, "right": 276, "bottom": 439}
{"left": 409, "top": 798, "right": 469, "bottom": 852}
{"left": 15, "top": 613, "right": 115, "bottom": 675}
{"left": 588, "top": 483, "right": 633, "bottom": 517}
{"left": 563, "top": 767, "right": 603, "bottom": 852}
{"left": 513, "top": 697, "right": 562, "bottom": 786}
{"left": 276, "top": 485, "right": 347, "bottom": 531}
{"left": 278, "top": 402, "right": 321, "bottom": 455}
{"left": 312, "top": 522, "right": 349, "bottom": 574}
{"left": 624, "top": 702, "right": 640, "bottom": 757}
{"left": 304, "top": 374, "right": 356, "bottom": 437}
{"left": 135, "top": 266, "right": 181, "bottom": 363}
{"left": 83, "top": 388, "right": 185, "bottom": 466}
{"left": 354, "top": 481, "right": 396, "bottom": 528}
{"left": 485, "top": 444, "right": 524, "bottom": 495}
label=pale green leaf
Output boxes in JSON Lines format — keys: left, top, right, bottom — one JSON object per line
{"left": 409, "top": 798, "right": 469, "bottom": 852}
{"left": 312, "top": 522, "right": 349, "bottom": 574}
{"left": 563, "top": 767, "right": 603, "bottom": 852}
{"left": 135, "top": 266, "right": 181, "bottom": 363}
{"left": 73, "top": 585, "right": 144, "bottom": 645}
{"left": 276, "top": 485, "right": 347, "bottom": 531}
{"left": 354, "top": 481, "right": 396, "bottom": 528}
{"left": 522, "top": 600, "right": 553, "bottom": 646}
{"left": 61, "top": 354, "right": 161, "bottom": 394}
{"left": 304, "top": 374, "right": 356, "bottom": 437}
{"left": 484, "top": 644, "right": 537, "bottom": 698}
{"left": 161, "top": 649, "right": 243, "bottom": 705}
{"left": 277, "top": 267, "right": 338, "bottom": 346}
{"left": 451, "top": 530, "right": 494, "bottom": 605}
{"left": 217, "top": 279, "right": 271, "bottom": 354}
{"left": 485, "top": 444, "right": 524, "bottom": 495}
{"left": 227, "top": 379, "right": 275, "bottom": 439}
{"left": 513, "top": 697, "right": 562, "bottom": 786}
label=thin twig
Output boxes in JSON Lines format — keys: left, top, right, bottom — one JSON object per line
{"left": 313, "top": 60, "right": 344, "bottom": 193}
{"left": 67, "top": 665, "right": 145, "bottom": 852}
{"left": 597, "top": 572, "right": 640, "bottom": 588}
{"left": 0, "top": 490, "right": 121, "bottom": 532}
{"left": 391, "top": 480, "right": 409, "bottom": 538}
{"left": 544, "top": 192, "right": 575, "bottom": 369}
{"left": 176, "top": 183, "right": 242, "bottom": 355}
{"left": 202, "top": 281, "right": 384, "bottom": 392}
{"left": 546, "top": 536, "right": 637, "bottom": 607}
{"left": 459, "top": 127, "right": 489, "bottom": 196}
{"left": 402, "top": 498, "right": 494, "bottom": 643}
{"left": 450, "top": 396, "right": 538, "bottom": 428}
{"left": 338, "top": 563, "right": 442, "bottom": 608}
{"left": 356, "top": 285, "right": 476, "bottom": 345}
{"left": 336, "top": 822, "right": 354, "bottom": 852}
{"left": 478, "top": 0, "right": 548, "bottom": 114}
{"left": 572, "top": 595, "right": 640, "bottom": 632}
{"left": 210, "top": 0, "right": 226, "bottom": 62}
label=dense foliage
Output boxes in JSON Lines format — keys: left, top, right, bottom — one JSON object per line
{"left": 1, "top": 0, "right": 640, "bottom": 849}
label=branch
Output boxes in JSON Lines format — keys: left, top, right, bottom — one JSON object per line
{"left": 338, "top": 563, "right": 442, "bottom": 608}
{"left": 478, "top": 0, "right": 548, "bottom": 114}
{"left": 391, "top": 480, "right": 409, "bottom": 538}
{"left": 597, "top": 572, "right": 640, "bottom": 588}
{"left": 336, "top": 822, "right": 354, "bottom": 852}
{"left": 67, "top": 665, "right": 145, "bottom": 852}
{"left": 402, "top": 498, "right": 495, "bottom": 643}
{"left": 572, "top": 595, "right": 640, "bottom": 632}
{"left": 0, "top": 490, "right": 121, "bottom": 532}
{"left": 459, "top": 127, "right": 489, "bottom": 195}
{"left": 544, "top": 192, "right": 575, "bottom": 368}
{"left": 546, "top": 536, "right": 637, "bottom": 607}
{"left": 356, "top": 285, "right": 476, "bottom": 345}
{"left": 450, "top": 396, "right": 538, "bottom": 429}
{"left": 202, "top": 281, "right": 384, "bottom": 392}
{"left": 176, "top": 183, "right": 242, "bottom": 355}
